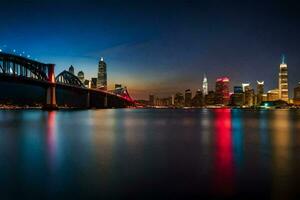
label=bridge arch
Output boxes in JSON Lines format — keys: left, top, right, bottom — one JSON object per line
{"left": 0, "top": 52, "right": 51, "bottom": 81}
{"left": 55, "top": 70, "right": 86, "bottom": 88}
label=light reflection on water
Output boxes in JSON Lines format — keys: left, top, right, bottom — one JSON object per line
{"left": 0, "top": 109, "right": 300, "bottom": 198}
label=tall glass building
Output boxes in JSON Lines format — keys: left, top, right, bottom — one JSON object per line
{"left": 97, "top": 57, "right": 107, "bottom": 90}
{"left": 215, "top": 77, "right": 230, "bottom": 105}
{"left": 279, "top": 55, "right": 288, "bottom": 102}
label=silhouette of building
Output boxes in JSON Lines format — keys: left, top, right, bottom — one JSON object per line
{"left": 279, "top": 55, "right": 288, "bottom": 102}
{"left": 69, "top": 65, "right": 74, "bottom": 75}
{"left": 192, "top": 89, "right": 203, "bottom": 107}
{"left": 77, "top": 71, "right": 84, "bottom": 83}
{"left": 91, "top": 78, "right": 97, "bottom": 89}
{"left": 184, "top": 89, "right": 192, "bottom": 107}
{"left": 205, "top": 91, "right": 215, "bottom": 106}
{"left": 97, "top": 57, "right": 107, "bottom": 90}
{"left": 215, "top": 77, "right": 230, "bottom": 105}
{"left": 149, "top": 94, "right": 155, "bottom": 106}
{"left": 257, "top": 81, "right": 264, "bottom": 105}
{"left": 154, "top": 97, "right": 172, "bottom": 106}
{"left": 231, "top": 86, "right": 244, "bottom": 106}
{"left": 174, "top": 92, "right": 184, "bottom": 107}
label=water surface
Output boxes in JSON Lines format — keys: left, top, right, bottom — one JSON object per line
{"left": 0, "top": 109, "right": 300, "bottom": 199}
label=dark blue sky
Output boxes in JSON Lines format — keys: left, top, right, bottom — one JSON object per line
{"left": 1, "top": 0, "right": 300, "bottom": 99}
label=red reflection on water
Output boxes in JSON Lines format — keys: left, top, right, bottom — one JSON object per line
{"left": 212, "top": 108, "right": 235, "bottom": 196}
{"left": 47, "top": 111, "right": 57, "bottom": 169}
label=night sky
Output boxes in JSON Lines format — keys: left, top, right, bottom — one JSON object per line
{"left": 1, "top": 0, "right": 300, "bottom": 99}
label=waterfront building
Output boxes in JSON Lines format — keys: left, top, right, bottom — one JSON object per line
{"left": 154, "top": 97, "right": 172, "bottom": 106}
{"left": 69, "top": 65, "right": 75, "bottom": 75}
{"left": 174, "top": 92, "right": 184, "bottom": 107}
{"left": 202, "top": 74, "right": 208, "bottom": 96}
{"left": 242, "top": 83, "right": 250, "bottom": 92}
{"left": 262, "top": 94, "right": 268, "bottom": 102}
{"left": 184, "top": 89, "right": 192, "bottom": 107}
{"left": 234, "top": 86, "right": 243, "bottom": 94}
{"left": 97, "top": 57, "right": 107, "bottom": 90}
{"left": 215, "top": 77, "right": 230, "bottom": 105}
{"left": 192, "top": 89, "right": 203, "bottom": 107}
{"left": 231, "top": 86, "right": 244, "bottom": 106}
{"left": 294, "top": 83, "right": 300, "bottom": 106}
{"left": 244, "top": 88, "right": 255, "bottom": 107}
{"left": 279, "top": 55, "right": 288, "bottom": 102}
{"left": 205, "top": 91, "right": 215, "bottom": 105}
{"left": 267, "top": 89, "right": 279, "bottom": 101}
{"left": 257, "top": 81, "right": 264, "bottom": 105}
{"left": 91, "top": 78, "right": 97, "bottom": 89}
{"left": 149, "top": 94, "right": 155, "bottom": 106}
{"left": 77, "top": 71, "right": 84, "bottom": 83}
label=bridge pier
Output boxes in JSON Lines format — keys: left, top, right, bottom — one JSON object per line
{"left": 86, "top": 91, "right": 90, "bottom": 108}
{"left": 104, "top": 93, "right": 108, "bottom": 108}
{"left": 43, "top": 64, "right": 58, "bottom": 110}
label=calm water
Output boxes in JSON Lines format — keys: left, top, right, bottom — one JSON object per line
{"left": 1, "top": 109, "right": 300, "bottom": 199}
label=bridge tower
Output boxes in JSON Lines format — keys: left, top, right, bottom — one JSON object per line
{"left": 43, "top": 64, "right": 58, "bottom": 110}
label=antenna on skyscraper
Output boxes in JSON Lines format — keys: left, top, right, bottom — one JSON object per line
{"left": 281, "top": 54, "right": 285, "bottom": 64}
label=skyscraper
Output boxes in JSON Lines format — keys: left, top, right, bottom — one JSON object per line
{"left": 174, "top": 92, "right": 184, "bottom": 107}
{"left": 184, "top": 89, "right": 192, "bottom": 107}
{"left": 231, "top": 86, "right": 244, "bottom": 106}
{"left": 192, "top": 89, "right": 203, "bottom": 107}
{"left": 215, "top": 77, "right": 230, "bottom": 105}
{"left": 202, "top": 73, "right": 208, "bottom": 96}
{"left": 97, "top": 57, "right": 107, "bottom": 90}
{"left": 257, "top": 81, "right": 264, "bottom": 105}
{"left": 279, "top": 55, "right": 288, "bottom": 102}
{"left": 242, "top": 83, "right": 250, "bottom": 92}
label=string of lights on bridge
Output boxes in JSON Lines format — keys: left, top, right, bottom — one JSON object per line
{"left": 0, "top": 45, "right": 39, "bottom": 61}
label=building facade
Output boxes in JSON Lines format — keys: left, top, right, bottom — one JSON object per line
{"left": 279, "top": 55, "right": 288, "bottom": 102}
{"left": 205, "top": 91, "right": 215, "bottom": 105}
{"left": 97, "top": 57, "right": 107, "bottom": 90}
{"left": 215, "top": 77, "right": 230, "bottom": 105}
{"left": 184, "top": 89, "right": 192, "bottom": 107}
{"left": 267, "top": 89, "right": 279, "bottom": 101}
{"left": 257, "top": 81, "right": 264, "bottom": 105}
{"left": 192, "top": 89, "right": 203, "bottom": 107}
{"left": 174, "top": 93, "right": 184, "bottom": 107}
{"left": 231, "top": 86, "right": 244, "bottom": 106}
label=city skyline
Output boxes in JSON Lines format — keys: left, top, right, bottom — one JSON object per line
{"left": 1, "top": 0, "right": 300, "bottom": 99}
